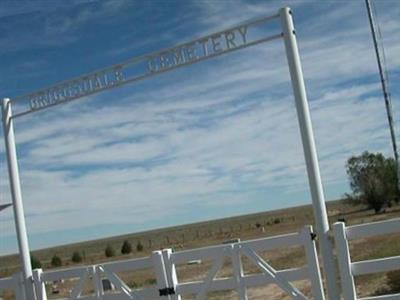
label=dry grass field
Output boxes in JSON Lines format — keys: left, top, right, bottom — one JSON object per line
{"left": 1, "top": 199, "right": 399, "bottom": 299}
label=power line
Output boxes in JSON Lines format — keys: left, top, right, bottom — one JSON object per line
{"left": 365, "top": 0, "right": 400, "bottom": 190}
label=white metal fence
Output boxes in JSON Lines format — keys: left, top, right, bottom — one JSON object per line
{"left": 1, "top": 219, "right": 399, "bottom": 300}
{"left": 0, "top": 225, "right": 324, "bottom": 300}
{"left": 334, "top": 218, "right": 400, "bottom": 300}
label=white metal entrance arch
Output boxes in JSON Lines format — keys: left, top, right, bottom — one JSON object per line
{"left": 2, "top": 7, "right": 339, "bottom": 299}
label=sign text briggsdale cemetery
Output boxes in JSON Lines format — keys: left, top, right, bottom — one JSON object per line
{"left": 13, "top": 14, "right": 281, "bottom": 117}
{"left": 29, "top": 68, "right": 125, "bottom": 111}
{"left": 146, "top": 26, "right": 248, "bottom": 73}
{"left": 28, "top": 26, "right": 248, "bottom": 112}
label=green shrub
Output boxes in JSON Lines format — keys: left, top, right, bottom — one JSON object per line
{"left": 387, "top": 270, "right": 400, "bottom": 292}
{"left": 105, "top": 245, "right": 115, "bottom": 257}
{"left": 136, "top": 241, "right": 144, "bottom": 252}
{"left": 145, "top": 278, "right": 157, "bottom": 285}
{"left": 121, "top": 240, "right": 132, "bottom": 254}
{"left": 128, "top": 280, "right": 138, "bottom": 288}
{"left": 51, "top": 255, "right": 62, "bottom": 267}
{"left": 31, "top": 255, "right": 42, "bottom": 269}
{"left": 71, "top": 251, "right": 83, "bottom": 263}
{"left": 346, "top": 152, "right": 399, "bottom": 213}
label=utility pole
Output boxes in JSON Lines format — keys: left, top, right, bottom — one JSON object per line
{"left": 365, "top": 0, "right": 400, "bottom": 190}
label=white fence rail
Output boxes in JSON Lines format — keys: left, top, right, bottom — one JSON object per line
{"left": 334, "top": 218, "right": 400, "bottom": 300}
{"left": 2, "top": 219, "right": 399, "bottom": 300}
{"left": 0, "top": 225, "right": 324, "bottom": 300}
{"left": 0, "top": 273, "right": 26, "bottom": 300}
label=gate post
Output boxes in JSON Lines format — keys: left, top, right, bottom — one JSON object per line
{"left": 32, "top": 269, "right": 47, "bottom": 300}
{"left": 162, "top": 249, "right": 181, "bottom": 300}
{"left": 279, "top": 8, "right": 339, "bottom": 300}
{"left": 2, "top": 98, "right": 35, "bottom": 300}
{"left": 91, "top": 265, "right": 103, "bottom": 299}
{"left": 302, "top": 226, "right": 325, "bottom": 300}
{"left": 232, "top": 244, "right": 247, "bottom": 300}
{"left": 333, "top": 222, "right": 356, "bottom": 300}
{"left": 152, "top": 251, "right": 171, "bottom": 300}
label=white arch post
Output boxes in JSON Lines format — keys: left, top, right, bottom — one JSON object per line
{"left": 280, "top": 8, "right": 339, "bottom": 299}
{"left": 2, "top": 98, "right": 35, "bottom": 300}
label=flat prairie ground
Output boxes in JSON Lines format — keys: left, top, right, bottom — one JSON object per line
{"left": 1, "top": 199, "right": 399, "bottom": 299}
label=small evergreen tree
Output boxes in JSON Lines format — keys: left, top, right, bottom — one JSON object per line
{"left": 31, "top": 255, "right": 42, "bottom": 269}
{"left": 51, "top": 255, "right": 62, "bottom": 267}
{"left": 105, "top": 245, "right": 115, "bottom": 257}
{"left": 71, "top": 251, "right": 83, "bottom": 263}
{"left": 136, "top": 241, "right": 144, "bottom": 252}
{"left": 121, "top": 240, "right": 132, "bottom": 254}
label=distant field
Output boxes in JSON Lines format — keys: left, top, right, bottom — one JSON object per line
{"left": 1, "top": 199, "right": 399, "bottom": 299}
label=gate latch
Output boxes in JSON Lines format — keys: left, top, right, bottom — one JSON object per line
{"left": 310, "top": 232, "right": 317, "bottom": 241}
{"left": 159, "top": 287, "right": 175, "bottom": 296}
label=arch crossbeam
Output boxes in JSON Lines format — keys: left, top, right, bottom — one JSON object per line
{"left": 12, "top": 13, "right": 280, "bottom": 118}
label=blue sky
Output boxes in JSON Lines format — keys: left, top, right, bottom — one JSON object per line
{"left": 0, "top": 0, "right": 399, "bottom": 255}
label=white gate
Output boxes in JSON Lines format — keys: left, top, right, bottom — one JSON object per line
{"left": 170, "top": 225, "right": 324, "bottom": 300}
{"left": 0, "top": 225, "right": 324, "bottom": 300}
{"left": 334, "top": 218, "right": 400, "bottom": 300}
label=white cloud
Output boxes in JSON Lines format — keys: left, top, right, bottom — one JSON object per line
{"left": 1, "top": 0, "right": 399, "bottom": 253}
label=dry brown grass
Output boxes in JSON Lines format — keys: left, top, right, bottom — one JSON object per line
{"left": 1, "top": 200, "right": 399, "bottom": 299}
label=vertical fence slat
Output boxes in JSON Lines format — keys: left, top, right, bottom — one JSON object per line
{"left": 152, "top": 250, "right": 171, "bottom": 300}
{"left": 91, "top": 265, "right": 104, "bottom": 300}
{"left": 333, "top": 222, "right": 356, "bottom": 300}
{"left": 301, "top": 226, "right": 325, "bottom": 300}
{"left": 232, "top": 244, "right": 247, "bottom": 300}
{"left": 33, "top": 269, "right": 47, "bottom": 300}
{"left": 162, "top": 249, "right": 181, "bottom": 300}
